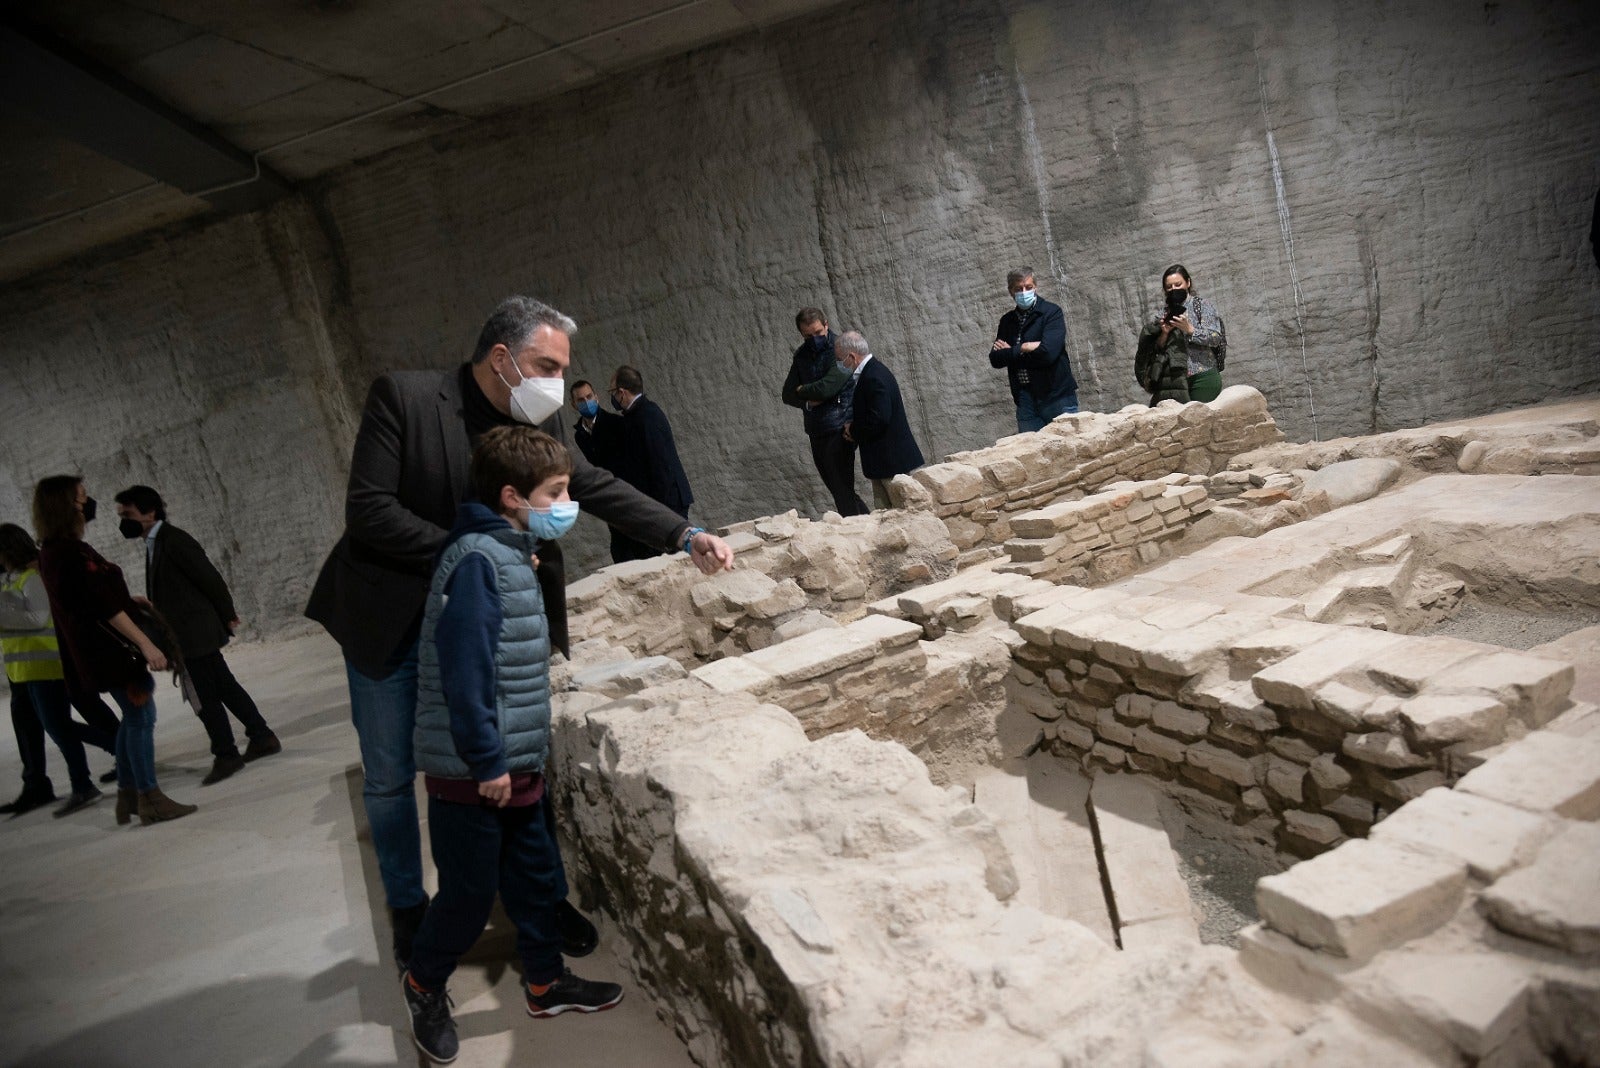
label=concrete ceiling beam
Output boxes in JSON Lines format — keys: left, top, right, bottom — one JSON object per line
{"left": 0, "top": 21, "right": 291, "bottom": 216}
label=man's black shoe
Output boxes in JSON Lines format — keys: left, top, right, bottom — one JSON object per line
{"left": 3, "top": 786, "right": 56, "bottom": 819}
{"left": 392, "top": 895, "right": 431, "bottom": 978}
{"left": 525, "top": 969, "right": 623, "bottom": 1018}
{"left": 242, "top": 733, "right": 282, "bottom": 762}
{"left": 98, "top": 768, "right": 119, "bottom": 784}
{"left": 201, "top": 754, "right": 246, "bottom": 786}
{"left": 401, "top": 971, "right": 459, "bottom": 1064}
{"left": 556, "top": 899, "right": 598, "bottom": 957}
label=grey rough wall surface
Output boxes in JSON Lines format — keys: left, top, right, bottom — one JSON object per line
{"left": 3, "top": 0, "right": 1597, "bottom": 634}
{"left": 0, "top": 202, "right": 356, "bottom": 637}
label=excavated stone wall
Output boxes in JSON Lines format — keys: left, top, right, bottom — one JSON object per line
{"left": 547, "top": 394, "right": 1599, "bottom": 1067}
{"left": 4, "top": 1, "right": 1598, "bottom": 638}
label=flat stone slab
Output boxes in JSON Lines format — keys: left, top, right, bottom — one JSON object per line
{"left": 1369, "top": 787, "right": 1551, "bottom": 881}
{"left": 1090, "top": 773, "right": 1199, "bottom": 945}
{"left": 1353, "top": 951, "right": 1534, "bottom": 1059}
{"left": 1455, "top": 731, "right": 1600, "bottom": 819}
{"left": 972, "top": 755, "right": 1115, "bottom": 947}
{"left": 1479, "top": 822, "right": 1600, "bottom": 957}
{"left": 1256, "top": 839, "right": 1467, "bottom": 963}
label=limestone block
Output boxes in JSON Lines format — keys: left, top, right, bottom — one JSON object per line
{"left": 1398, "top": 693, "right": 1508, "bottom": 749}
{"left": 1095, "top": 707, "right": 1136, "bottom": 748}
{"left": 1456, "top": 731, "right": 1600, "bottom": 818}
{"left": 1132, "top": 726, "right": 1187, "bottom": 764}
{"left": 689, "top": 657, "right": 775, "bottom": 695}
{"left": 981, "top": 456, "right": 1028, "bottom": 489}
{"left": 1003, "top": 534, "right": 1069, "bottom": 562}
{"left": 1150, "top": 700, "right": 1209, "bottom": 740}
{"left": 1323, "top": 793, "right": 1379, "bottom": 828}
{"left": 569, "top": 655, "right": 689, "bottom": 696}
{"left": 1284, "top": 809, "right": 1344, "bottom": 847}
{"left": 1369, "top": 787, "right": 1552, "bottom": 881}
{"left": 1268, "top": 735, "right": 1321, "bottom": 764}
{"left": 842, "top": 613, "right": 924, "bottom": 653}
{"left": 690, "top": 567, "right": 778, "bottom": 615}
{"left": 1311, "top": 681, "right": 1376, "bottom": 731}
{"left": 1265, "top": 756, "right": 1308, "bottom": 804}
{"left": 912, "top": 463, "right": 985, "bottom": 505}
{"left": 1255, "top": 839, "right": 1467, "bottom": 962}
{"left": 1355, "top": 951, "right": 1534, "bottom": 1059}
{"left": 1479, "top": 822, "right": 1600, "bottom": 957}
{"left": 1434, "top": 652, "right": 1575, "bottom": 727}
{"left": 1142, "top": 613, "right": 1267, "bottom": 677}
{"left": 1114, "top": 692, "right": 1154, "bottom": 722}
{"left": 1364, "top": 636, "right": 1483, "bottom": 696}
{"left": 1252, "top": 630, "right": 1408, "bottom": 712}
{"left": 1091, "top": 741, "right": 1128, "bottom": 768}
{"left": 1227, "top": 619, "right": 1340, "bottom": 672}
{"left": 1344, "top": 729, "right": 1432, "bottom": 771}
{"left": 1057, "top": 719, "right": 1096, "bottom": 751}
{"left": 1309, "top": 753, "right": 1353, "bottom": 793}
{"left": 1301, "top": 458, "right": 1402, "bottom": 508}
{"left": 771, "top": 611, "right": 842, "bottom": 644}
{"left": 753, "top": 510, "right": 802, "bottom": 540}
{"left": 1185, "top": 741, "right": 1257, "bottom": 786}
{"left": 742, "top": 631, "right": 876, "bottom": 685}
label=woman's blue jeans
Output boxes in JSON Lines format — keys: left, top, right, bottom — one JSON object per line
{"left": 110, "top": 680, "right": 158, "bottom": 792}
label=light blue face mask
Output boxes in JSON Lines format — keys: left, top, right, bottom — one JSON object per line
{"left": 524, "top": 500, "right": 580, "bottom": 541}
{"left": 1014, "top": 289, "right": 1037, "bottom": 310}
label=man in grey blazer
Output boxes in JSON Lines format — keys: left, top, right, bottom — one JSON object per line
{"left": 307, "top": 296, "right": 734, "bottom": 974}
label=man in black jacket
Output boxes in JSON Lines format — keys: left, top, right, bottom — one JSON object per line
{"left": 988, "top": 267, "right": 1079, "bottom": 433}
{"left": 305, "top": 296, "right": 734, "bottom": 974}
{"left": 113, "top": 486, "right": 280, "bottom": 785}
{"left": 780, "top": 308, "right": 867, "bottom": 516}
{"left": 606, "top": 365, "right": 693, "bottom": 562}
{"left": 836, "top": 331, "right": 925, "bottom": 509}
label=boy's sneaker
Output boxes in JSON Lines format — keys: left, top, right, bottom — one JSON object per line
{"left": 401, "top": 971, "right": 459, "bottom": 1064}
{"left": 525, "top": 969, "right": 623, "bottom": 1018}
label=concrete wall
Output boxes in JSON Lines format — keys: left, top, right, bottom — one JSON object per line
{"left": 2, "top": 0, "right": 1597, "bottom": 636}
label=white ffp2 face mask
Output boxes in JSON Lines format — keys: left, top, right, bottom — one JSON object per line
{"left": 499, "top": 359, "right": 565, "bottom": 426}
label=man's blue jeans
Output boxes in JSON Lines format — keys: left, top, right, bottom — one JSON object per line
{"left": 1015, "top": 390, "right": 1079, "bottom": 433}
{"left": 409, "top": 795, "right": 568, "bottom": 990}
{"left": 346, "top": 640, "right": 426, "bottom": 911}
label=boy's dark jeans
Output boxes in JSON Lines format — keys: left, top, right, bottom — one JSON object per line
{"left": 408, "top": 794, "right": 568, "bottom": 990}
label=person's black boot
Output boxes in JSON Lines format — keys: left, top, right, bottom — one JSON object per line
{"left": 2, "top": 784, "right": 56, "bottom": 819}
{"left": 391, "top": 895, "right": 431, "bottom": 979}
{"left": 556, "top": 899, "right": 599, "bottom": 957}
{"left": 201, "top": 753, "right": 246, "bottom": 786}
{"left": 401, "top": 971, "right": 459, "bottom": 1064}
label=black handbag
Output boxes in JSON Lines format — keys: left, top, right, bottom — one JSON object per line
{"left": 98, "top": 603, "right": 184, "bottom": 681}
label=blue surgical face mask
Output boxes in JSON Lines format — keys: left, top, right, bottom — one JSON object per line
{"left": 1014, "top": 289, "right": 1037, "bottom": 310}
{"left": 524, "top": 500, "right": 580, "bottom": 542}
{"left": 577, "top": 398, "right": 599, "bottom": 419}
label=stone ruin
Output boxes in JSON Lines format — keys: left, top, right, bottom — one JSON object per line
{"left": 547, "top": 387, "right": 1600, "bottom": 1067}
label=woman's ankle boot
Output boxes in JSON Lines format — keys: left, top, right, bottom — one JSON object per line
{"left": 137, "top": 788, "right": 198, "bottom": 825}
{"left": 115, "top": 789, "right": 137, "bottom": 825}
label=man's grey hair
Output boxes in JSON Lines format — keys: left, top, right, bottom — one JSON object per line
{"left": 1006, "top": 268, "right": 1036, "bottom": 290}
{"left": 834, "top": 330, "right": 870, "bottom": 358}
{"left": 471, "top": 296, "right": 578, "bottom": 363}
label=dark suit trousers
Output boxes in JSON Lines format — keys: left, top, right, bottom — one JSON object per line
{"left": 9, "top": 681, "right": 49, "bottom": 793}
{"left": 810, "top": 431, "right": 868, "bottom": 516}
{"left": 186, "top": 650, "right": 270, "bottom": 757}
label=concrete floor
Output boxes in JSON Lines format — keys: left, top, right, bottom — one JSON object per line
{"left": 1, "top": 632, "right": 697, "bottom": 1068}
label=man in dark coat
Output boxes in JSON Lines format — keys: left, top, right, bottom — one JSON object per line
{"left": 113, "top": 486, "right": 279, "bottom": 785}
{"left": 780, "top": 307, "right": 867, "bottom": 516}
{"left": 569, "top": 379, "right": 621, "bottom": 469}
{"left": 605, "top": 364, "right": 694, "bottom": 562}
{"left": 836, "top": 331, "right": 925, "bottom": 509}
{"left": 305, "top": 296, "right": 734, "bottom": 975}
{"left": 988, "top": 267, "right": 1079, "bottom": 432}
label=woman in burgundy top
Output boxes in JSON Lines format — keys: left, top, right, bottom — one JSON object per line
{"left": 32, "top": 475, "right": 197, "bottom": 825}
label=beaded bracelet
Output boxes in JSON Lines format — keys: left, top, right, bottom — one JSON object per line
{"left": 681, "top": 526, "right": 706, "bottom": 555}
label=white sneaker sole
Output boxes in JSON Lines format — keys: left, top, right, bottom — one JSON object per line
{"left": 526, "top": 991, "right": 623, "bottom": 1018}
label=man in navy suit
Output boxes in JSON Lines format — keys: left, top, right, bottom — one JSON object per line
{"left": 836, "top": 331, "right": 925, "bottom": 510}
{"left": 607, "top": 365, "right": 694, "bottom": 561}
{"left": 988, "top": 267, "right": 1078, "bottom": 432}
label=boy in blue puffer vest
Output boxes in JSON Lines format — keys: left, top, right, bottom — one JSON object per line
{"left": 401, "top": 426, "right": 622, "bottom": 1064}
